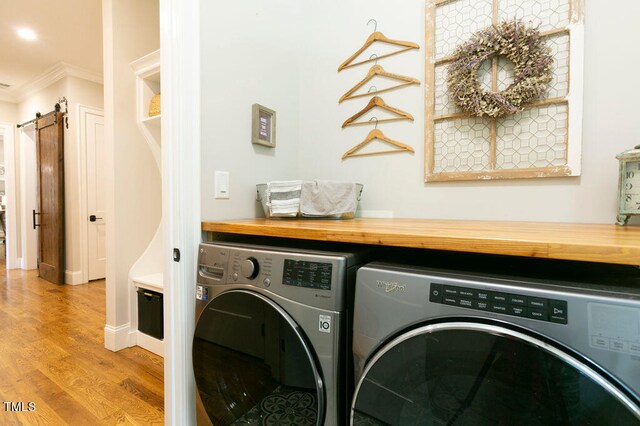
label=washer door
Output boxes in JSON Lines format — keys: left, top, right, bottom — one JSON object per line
{"left": 352, "top": 322, "right": 640, "bottom": 425}
{"left": 193, "top": 290, "right": 324, "bottom": 425}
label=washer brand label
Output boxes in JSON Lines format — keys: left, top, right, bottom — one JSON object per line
{"left": 377, "top": 280, "right": 407, "bottom": 293}
{"left": 319, "top": 315, "right": 331, "bottom": 333}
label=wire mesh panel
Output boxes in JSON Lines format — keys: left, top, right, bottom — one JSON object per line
{"left": 496, "top": 104, "right": 568, "bottom": 169}
{"left": 434, "top": 117, "right": 492, "bottom": 173}
{"left": 425, "top": 0, "right": 584, "bottom": 182}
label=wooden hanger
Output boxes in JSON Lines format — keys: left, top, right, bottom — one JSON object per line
{"left": 339, "top": 64, "right": 420, "bottom": 103}
{"left": 338, "top": 23, "right": 419, "bottom": 72}
{"left": 342, "top": 126, "right": 415, "bottom": 160}
{"left": 342, "top": 96, "right": 414, "bottom": 128}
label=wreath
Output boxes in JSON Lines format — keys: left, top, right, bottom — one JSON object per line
{"left": 447, "top": 20, "right": 554, "bottom": 118}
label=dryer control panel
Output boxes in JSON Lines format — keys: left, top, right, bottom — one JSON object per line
{"left": 429, "top": 283, "right": 568, "bottom": 324}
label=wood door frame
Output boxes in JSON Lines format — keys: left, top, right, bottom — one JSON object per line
{"left": 78, "top": 104, "right": 105, "bottom": 283}
{"left": 0, "top": 122, "right": 19, "bottom": 269}
{"left": 161, "top": 0, "right": 201, "bottom": 423}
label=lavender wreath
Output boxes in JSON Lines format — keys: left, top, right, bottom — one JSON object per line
{"left": 447, "top": 20, "right": 554, "bottom": 118}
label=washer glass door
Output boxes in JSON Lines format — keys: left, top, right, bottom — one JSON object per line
{"left": 193, "top": 290, "right": 323, "bottom": 425}
{"left": 352, "top": 322, "right": 640, "bottom": 425}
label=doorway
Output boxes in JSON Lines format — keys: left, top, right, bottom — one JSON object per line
{"left": 18, "top": 124, "right": 39, "bottom": 271}
{"left": 0, "top": 122, "right": 21, "bottom": 270}
{"left": 79, "top": 105, "right": 106, "bottom": 282}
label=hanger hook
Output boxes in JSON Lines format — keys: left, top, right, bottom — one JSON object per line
{"left": 369, "top": 117, "right": 379, "bottom": 129}
{"left": 368, "top": 53, "right": 378, "bottom": 66}
{"left": 368, "top": 85, "right": 378, "bottom": 94}
{"left": 367, "top": 19, "right": 378, "bottom": 33}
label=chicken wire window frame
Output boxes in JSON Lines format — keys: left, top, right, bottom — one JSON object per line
{"left": 424, "top": 0, "right": 584, "bottom": 182}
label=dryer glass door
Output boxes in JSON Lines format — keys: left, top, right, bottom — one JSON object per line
{"left": 193, "top": 290, "right": 324, "bottom": 425}
{"left": 352, "top": 322, "right": 640, "bottom": 425}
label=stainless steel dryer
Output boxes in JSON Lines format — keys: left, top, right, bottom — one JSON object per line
{"left": 351, "top": 255, "right": 640, "bottom": 425}
{"left": 193, "top": 239, "right": 375, "bottom": 426}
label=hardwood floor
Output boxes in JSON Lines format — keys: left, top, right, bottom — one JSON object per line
{"left": 0, "top": 265, "right": 164, "bottom": 425}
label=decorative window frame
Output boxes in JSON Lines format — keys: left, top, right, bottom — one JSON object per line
{"left": 425, "top": 0, "right": 584, "bottom": 182}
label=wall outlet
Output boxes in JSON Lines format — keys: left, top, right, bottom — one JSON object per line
{"left": 214, "top": 171, "right": 230, "bottom": 199}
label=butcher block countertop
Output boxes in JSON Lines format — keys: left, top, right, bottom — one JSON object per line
{"left": 202, "top": 218, "right": 640, "bottom": 266}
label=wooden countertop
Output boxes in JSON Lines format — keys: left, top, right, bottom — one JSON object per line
{"left": 202, "top": 218, "right": 640, "bottom": 266}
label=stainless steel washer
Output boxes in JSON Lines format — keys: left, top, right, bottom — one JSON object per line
{"left": 351, "top": 256, "right": 640, "bottom": 425}
{"left": 193, "top": 240, "right": 375, "bottom": 425}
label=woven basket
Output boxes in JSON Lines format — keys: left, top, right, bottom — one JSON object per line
{"left": 148, "top": 93, "right": 161, "bottom": 117}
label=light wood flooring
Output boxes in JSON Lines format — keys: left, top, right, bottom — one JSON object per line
{"left": 0, "top": 265, "right": 164, "bottom": 425}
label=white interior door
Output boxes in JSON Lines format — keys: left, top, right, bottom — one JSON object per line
{"left": 86, "top": 112, "right": 106, "bottom": 280}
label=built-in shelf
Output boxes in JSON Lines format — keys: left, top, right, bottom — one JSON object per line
{"left": 129, "top": 49, "right": 163, "bottom": 357}
{"left": 141, "top": 114, "right": 161, "bottom": 126}
{"left": 131, "top": 49, "right": 161, "bottom": 167}
{"left": 133, "top": 272, "right": 163, "bottom": 293}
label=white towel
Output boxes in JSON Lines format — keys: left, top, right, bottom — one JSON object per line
{"left": 267, "top": 180, "right": 302, "bottom": 217}
{"left": 300, "top": 180, "right": 357, "bottom": 217}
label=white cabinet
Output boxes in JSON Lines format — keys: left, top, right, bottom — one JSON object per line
{"left": 129, "top": 49, "right": 164, "bottom": 356}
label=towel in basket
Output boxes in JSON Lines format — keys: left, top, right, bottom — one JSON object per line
{"left": 257, "top": 181, "right": 363, "bottom": 219}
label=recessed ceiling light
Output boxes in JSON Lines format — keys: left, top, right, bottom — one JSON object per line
{"left": 17, "top": 28, "right": 37, "bottom": 41}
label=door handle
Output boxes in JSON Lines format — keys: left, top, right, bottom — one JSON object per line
{"left": 89, "top": 215, "right": 103, "bottom": 222}
{"left": 33, "top": 210, "right": 40, "bottom": 229}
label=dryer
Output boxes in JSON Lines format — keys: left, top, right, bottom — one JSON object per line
{"left": 351, "top": 255, "right": 640, "bottom": 425}
{"left": 193, "top": 239, "right": 375, "bottom": 425}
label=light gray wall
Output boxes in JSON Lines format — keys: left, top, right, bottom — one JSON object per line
{"left": 200, "top": 0, "right": 303, "bottom": 220}
{"left": 201, "top": 1, "right": 640, "bottom": 224}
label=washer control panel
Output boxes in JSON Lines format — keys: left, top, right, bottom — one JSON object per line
{"left": 429, "top": 283, "right": 568, "bottom": 324}
{"left": 283, "top": 259, "right": 333, "bottom": 290}
{"left": 197, "top": 242, "right": 351, "bottom": 311}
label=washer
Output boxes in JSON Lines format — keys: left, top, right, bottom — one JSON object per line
{"left": 193, "top": 239, "right": 376, "bottom": 426}
{"left": 351, "top": 255, "right": 640, "bottom": 425}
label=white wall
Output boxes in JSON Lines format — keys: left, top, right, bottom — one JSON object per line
{"left": 297, "top": 0, "right": 640, "bottom": 223}
{"left": 103, "top": 0, "right": 160, "bottom": 348}
{"left": 0, "top": 101, "right": 17, "bottom": 121}
{"left": 199, "top": 0, "right": 303, "bottom": 220}
{"left": 200, "top": 0, "right": 640, "bottom": 225}
{"left": 16, "top": 76, "right": 104, "bottom": 279}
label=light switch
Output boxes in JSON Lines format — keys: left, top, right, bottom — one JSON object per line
{"left": 214, "top": 171, "right": 230, "bottom": 199}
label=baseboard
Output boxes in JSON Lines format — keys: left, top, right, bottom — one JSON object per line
{"left": 104, "top": 323, "right": 132, "bottom": 352}
{"left": 65, "top": 270, "right": 85, "bottom": 285}
{"left": 7, "top": 257, "right": 21, "bottom": 270}
{"left": 20, "top": 257, "right": 37, "bottom": 270}
{"left": 135, "top": 330, "right": 165, "bottom": 357}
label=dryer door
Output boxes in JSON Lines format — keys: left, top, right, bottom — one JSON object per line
{"left": 193, "top": 290, "right": 324, "bottom": 425}
{"left": 352, "top": 322, "right": 640, "bottom": 425}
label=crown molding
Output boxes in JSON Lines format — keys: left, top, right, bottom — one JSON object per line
{"left": 11, "top": 62, "right": 103, "bottom": 103}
